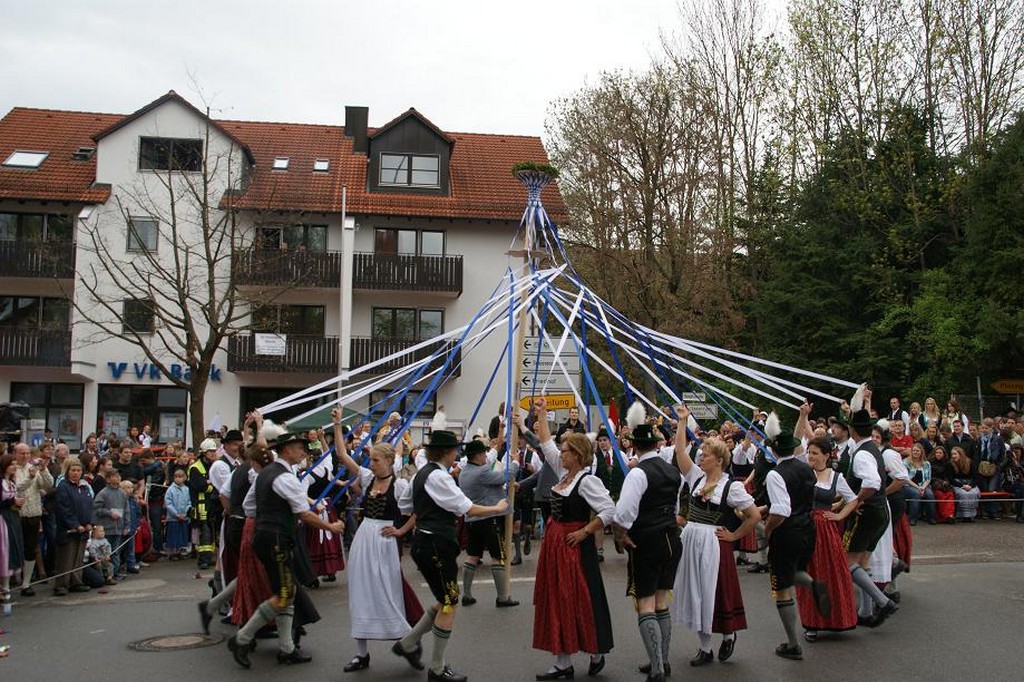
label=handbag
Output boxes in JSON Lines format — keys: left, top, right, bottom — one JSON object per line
{"left": 978, "top": 460, "right": 997, "bottom": 478}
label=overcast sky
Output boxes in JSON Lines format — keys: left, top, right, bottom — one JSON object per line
{"left": 1, "top": 0, "right": 687, "bottom": 137}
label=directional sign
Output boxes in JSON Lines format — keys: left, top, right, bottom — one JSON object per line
{"left": 688, "top": 403, "right": 718, "bottom": 420}
{"left": 522, "top": 353, "right": 580, "bottom": 373}
{"left": 519, "top": 394, "right": 576, "bottom": 411}
{"left": 680, "top": 391, "right": 706, "bottom": 403}
{"left": 991, "top": 379, "right": 1024, "bottom": 394}
{"left": 520, "top": 373, "right": 577, "bottom": 393}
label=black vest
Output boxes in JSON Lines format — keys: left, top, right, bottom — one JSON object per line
{"left": 773, "top": 457, "right": 816, "bottom": 529}
{"left": 550, "top": 474, "right": 592, "bottom": 523}
{"left": 812, "top": 471, "right": 841, "bottom": 510}
{"left": 364, "top": 475, "right": 402, "bottom": 525}
{"left": 631, "top": 455, "right": 681, "bottom": 536}
{"left": 228, "top": 461, "right": 253, "bottom": 519}
{"left": 839, "top": 441, "right": 887, "bottom": 508}
{"left": 412, "top": 462, "right": 457, "bottom": 542}
{"left": 254, "top": 461, "right": 297, "bottom": 537}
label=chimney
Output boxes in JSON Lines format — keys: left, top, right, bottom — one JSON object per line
{"left": 344, "top": 106, "right": 368, "bottom": 154}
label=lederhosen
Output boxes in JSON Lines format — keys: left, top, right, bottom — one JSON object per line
{"left": 223, "top": 461, "right": 252, "bottom": 583}
{"left": 626, "top": 457, "right": 682, "bottom": 599}
{"left": 839, "top": 442, "right": 889, "bottom": 553}
{"left": 767, "top": 458, "right": 817, "bottom": 591}
{"left": 461, "top": 463, "right": 506, "bottom": 562}
{"left": 410, "top": 462, "right": 461, "bottom": 608}
{"left": 253, "top": 461, "right": 299, "bottom": 601}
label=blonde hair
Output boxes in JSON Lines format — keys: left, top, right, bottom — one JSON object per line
{"left": 951, "top": 446, "right": 971, "bottom": 475}
{"left": 370, "top": 442, "right": 396, "bottom": 462}
{"left": 701, "top": 437, "right": 732, "bottom": 469}
{"left": 561, "top": 432, "right": 594, "bottom": 469}
{"left": 63, "top": 456, "right": 83, "bottom": 476}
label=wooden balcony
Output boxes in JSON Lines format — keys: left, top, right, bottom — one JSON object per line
{"left": 0, "top": 329, "right": 71, "bottom": 366}
{"left": 0, "top": 241, "right": 76, "bottom": 279}
{"left": 232, "top": 249, "right": 342, "bottom": 288}
{"left": 228, "top": 334, "right": 339, "bottom": 373}
{"left": 352, "top": 252, "right": 463, "bottom": 295}
{"left": 350, "top": 336, "right": 461, "bottom": 377}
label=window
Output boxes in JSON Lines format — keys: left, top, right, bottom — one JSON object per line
{"left": 258, "top": 224, "right": 327, "bottom": 252}
{"left": 368, "top": 389, "right": 436, "bottom": 424}
{"left": 97, "top": 383, "right": 186, "bottom": 442}
{"left": 138, "top": 137, "right": 203, "bottom": 172}
{"left": 3, "top": 150, "right": 49, "bottom": 168}
{"left": 11, "top": 382, "right": 85, "bottom": 449}
{"left": 0, "top": 297, "right": 70, "bottom": 330}
{"left": 123, "top": 299, "right": 154, "bottom": 334}
{"left": 127, "top": 216, "right": 158, "bottom": 252}
{"left": 0, "top": 212, "right": 73, "bottom": 241}
{"left": 372, "top": 307, "right": 443, "bottom": 340}
{"left": 374, "top": 228, "right": 444, "bottom": 256}
{"left": 252, "top": 304, "right": 325, "bottom": 336}
{"left": 273, "top": 157, "right": 289, "bottom": 170}
{"left": 313, "top": 159, "right": 330, "bottom": 172}
{"left": 379, "top": 153, "right": 439, "bottom": 187}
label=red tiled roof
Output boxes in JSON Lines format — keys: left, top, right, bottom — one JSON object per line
{"left": 0, "top": 103, "right": 568, "bottom": 223}
{"left": 0, "top": 108, "right": 118, "bottom": 203}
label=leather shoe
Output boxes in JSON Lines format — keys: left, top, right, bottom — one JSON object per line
{"left": 227, "top": 635, "right": 254, "bottom": 669}
{"left": 198, "top": 600, "right": 212, "bottom": 635}
{"left": 495, "top": 597, "right": 520, "bottom": 608}
{"left": 344, "top": 654, "right": 370, "bottom": 672}
{"left": 511, "top": 555, "right": 523, "bottom": 566}
{"left": 53, "top": 587, "right": 68, "bottom": 596}
{"left": 747, "top": 562, "right": 769, "bottom": 574}
{"left": 461, "top": 595, "right": 477, "bottom": 606}
{"left": 523, "top": 535, "right": 532, "bottom": 555}
{"left": 774, "top": 643, "right": 803, "bottom": 660}
{"left": 391, "top": 640, "right": 425, "bottom": 670}
{"left": 587, "top": 655, "right": 605, "bottom": 676}
{"left": 429, "top": 666, "right": 468, "bottom": 681}
{"left": 638, "top": 661, "right": 671, "bottom": 676}
{"left": 277, "top": 648, "right": 313, "bottom": 664}
{"left": 690, "top": 650, "right": 714, "bottom": 666}
{"left": 718, "top": 633, "right": 736, "bottom": 661}
{"left": 21, "top": 586, "right": 36, "bottom": 597}
{"left": 69, "top": 584, "right": 90, "bottom": 593}
{"left": 536, "top": 665, "right": 574, "bottom": 680}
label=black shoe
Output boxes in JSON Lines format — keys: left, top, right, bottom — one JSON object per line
{"left": 198, "top": 600, "right": 212, "bottom": 635}
{"left": 53, "top": 587, "right": 68, "bottom": 596}
{"left": 588, "top": 655, "right": 605, "bottom": 676}
{"left": 803, "top": 630, "right": 818, "bottom": 643}
{"left": 429, "top": 666, "right": 468, "bottom": 681}
{"left": 892, "top": 559, "right": 909, "bottom": 577}
{"left": 536, "top": 665, "right": 574, "bottom": 680}
{"left": 718, "top": 634, "right": 736, "bottom": 661}
{"left": 228, "top": 636, "right": 253, "bottom": 669}
{"left": 277, "top": 648, "right": 313, "bottom": 664}
{"left": 524, "top": 535, "right": 532, "bottom": 556}
{"left": 690, "top": 650, "right": 714, "bottom": 666}
{"left": 324, "top": 574, "right": 337, "bottom": 582}
{"left": 876, "top": 600, "right": 899, "bottom": 623}
{"left": 927, "top": 519, "right": 937, "bottom": 525}
{"left": 495, "top": 597, "right": 520, "bottom": 608}
{"left": 69, "top": 584, "right": 90, "bottom": 593}
{"left": 747, "top": 562, "right": 769, "bottom": 574}
{"left": 391, "top": 640, "right": 425, "bottom": 670}
{"left": 774, "top": 643, "right": 803, "bottom": 660}
{"left": 255, "top": 624, "right": 279, "bottom": 639}
{"left": 811, "top": 580, "right": 832, "bottom": 617}
{"left": 735, "top": 555, "right": 750, "bottom": 566}
{"left": 511, "top": 555, "right": 523, "bottom": 566}
{"left": 646, "top": 676, "right": 665, "bottom": 682}
{"left": 886, "top": 589, "right": 901, "bottom": 604}
{"left": 638, "top": 662, "right": 671, "bottom": 676}
{"left": 21, "top": 586, "right": 35, "bottom": 597}
{"left": 220, "top": 615, "right": 233, "bottom": 625}
{"left": 344, "top": 654, "right": 370, "bottom": 672}
{"left": 461, "top": 595, "right": 477, "bottom": 606}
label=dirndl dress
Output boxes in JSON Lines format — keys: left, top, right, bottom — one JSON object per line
{"left": 304, "top": 469, "right": 345, "bottom": 577}
{"left": 1, "top": 479, "right": 25, "bottom": 577}
{"left": 232, "top": 517, "right": 271, "bottom": 625}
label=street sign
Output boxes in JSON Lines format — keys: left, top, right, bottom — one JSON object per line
{"left": 680, "top": 392, "right": 706, "bottom": 403}
{"left": 520, "top": 373, "right": 577, "bottom": 393}
{"left": 519, "top": 394, "right": 576, "bottom": 411}
{"left": 689, "top": 403, "right": 718, "bottom": 420}
{"left": 991, "top": 379, "right": 1024, "bottom": 394}
{"left": 521, "top": 353, "right": 580, "bottom": 373}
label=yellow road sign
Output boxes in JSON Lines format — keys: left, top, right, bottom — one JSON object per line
{"left": 991, "top": 379, "right": 1024, "bottom": 394}
{"left": 519, "top": 394, "right": 576, "bottom": 411}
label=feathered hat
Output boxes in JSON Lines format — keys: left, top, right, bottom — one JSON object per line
{"left": 626, "top": 401, "right": 660, "bottom": 447}
{"left": 260, "top": 419, "right": 288, "bottom": 444}
{"left": 765, "top": 411, "right": 801, "bottom": 456}
{"left": 849, "top": 383, "right": 875, "bottom": 432}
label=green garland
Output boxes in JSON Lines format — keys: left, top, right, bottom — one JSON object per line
{"left": 511, "top": 161, "right": 560, "bottom": 179}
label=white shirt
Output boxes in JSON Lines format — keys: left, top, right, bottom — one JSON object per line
{"left": 818, "top": 472, "right": 857, "bottom": 504}
{"left": 612, "top": 451, "right": 677, "bottom": 530}
{"left": 732, "top": 443, "right": 756, "bottom": 467}
{"left": 538, "top": 439, "right": 615, "bottom": 526}
{"left": 240, "top": 467, "right": 259, "bottom": 517}
{"left": 139, "top": 433, "right": 153, "bottom": 448}
{"left": 357, "top": 466, "right": 410, "bottom": 503}
{"left": 881, "top": 448, "right": 910, "bottom": 481}
{"left": 765, "top": 456, "right": 799, "bottom": 518}
{"left": 242, "top": 460, "right": 309, "bottom": 515}
{"left": 851, "top": 438, "right": 882, "bottom": 491}
{"left": 397, "top": 464, "right": 473, "bottom": 517}
{"left": 684, "top": 466, "right": 754, "bottom": 511}
{"left": 208, "top": 453, "right": 239, "bottom": 498}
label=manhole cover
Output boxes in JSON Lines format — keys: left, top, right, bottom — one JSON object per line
{"left": 129, "top": 633, "right": 223, "bottom": 652}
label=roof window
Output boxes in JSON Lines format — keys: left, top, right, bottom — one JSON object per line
{"left": 3, "top": 150, "right": 49, "bottom": 168}
{"left": 313, "top": 159, "right": 330, "bottom": 172}
{"left": 72, "top": 146, "right": 96, "bottom": 161}
{"left": 272, "top": 157, "right": 289, "bottom": 170}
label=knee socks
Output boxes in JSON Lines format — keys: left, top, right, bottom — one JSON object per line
{"left": 698, "top": 630, "right": 713, "bottom": 653}
{"left": 793, "top": 571, "right": 814, "bottom": 589}
{"left": 399, "top": 605, "right": 438, "bottom": 652}
{"left": 21, "top": 560, "right": 36, "bottom": 588}
{"left": 638, "top": 613, "right": 664, "bottom": 676}
{"left": 237, "top": 600, "right": 277, "bottom": 645}
{"left": 850, "top": 565, "right": 889, "bottom": 607}
{"left": 655, "top": 609, "right": 671, "bottom": 663}
{"left": 430, "top": 624, "right": 451, "bottom": 674}
{"left": 491, "top": 564, "right": 510, "bottom": 601}
{"left": 356, "top": 638, "right": 368, "bottom": 657}
{"left": 276, "top": 605, "right": 295, "bottom": 654}
{"left": 776, "top": 598, "right": 799, "bottom": 647}
{"left": 206, "top": 578, "right": 237, "bottom": 613}
{"left": 462, "top": 561, "right": 477, "bottom": 599}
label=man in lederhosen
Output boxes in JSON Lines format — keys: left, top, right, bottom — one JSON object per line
{"left": 393, "top": 430, "right": 509, "bottom": 682}
{"left": 764, "top": 419, "right": 830, "bottom": 660}
{"left": 613, "top": 419, "right": 683, "bottom": 682}
{"left": 227, "top": 431, "right": 343, "bottom": 668}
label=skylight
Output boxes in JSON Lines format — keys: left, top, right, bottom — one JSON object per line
{"left": 313, "top": 159, "right": 329, "bottom": 172}
{"left": 272, "top": 157, "right": 289, "bottom": 170}
{"left": 4, "top": 150, "right": 49, "bottom": 168}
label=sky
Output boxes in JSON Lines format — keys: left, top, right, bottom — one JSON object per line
{"left": 0, "top": 0, "right": 686, "bottom": 137}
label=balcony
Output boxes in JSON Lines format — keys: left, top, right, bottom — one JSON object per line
{"left": 232, "top": 249, "right": 342, "bottom": 288}
{"left": 228, "top": 334, "right": 339, "bottom": 373}
{"left": 350, "top": 336, "right": 461, "bottom": 377}
{"left": 0, "top": 241, "right": 76, "bottom": 279}
{"left": 352, "top": 252, "right": 462, "bottom": 295}
{"left": 0, "top": 329, "right": 71, "bottom": 367}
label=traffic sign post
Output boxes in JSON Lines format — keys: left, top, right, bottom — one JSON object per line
{"left": 519, "top": 394, "right": 576, "bottom": 411}
{"left": 991, "top": 379, "right": 1024, "bottom": 394}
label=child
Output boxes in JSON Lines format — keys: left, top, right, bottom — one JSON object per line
{"left": 163, "top": 469, "right": 192, "bottom": 560}
{"left": 92, "top": 469, "right": 128, "bottom": 577}
{"left": 120, "top": 480, "right": 142, "bottom": 573}
{"left": 86, "top": 525, "right": 115, "bottom": 584}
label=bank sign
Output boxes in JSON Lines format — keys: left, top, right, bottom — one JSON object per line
{"left": 107, "top": 361, "right": 223, "bottom": 382}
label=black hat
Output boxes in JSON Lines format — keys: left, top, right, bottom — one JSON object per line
{"left": 270, "top": 432, "right": 311, "bottom": 451}
{"left": 849, "top": 409, "right": 874, "bottom": 432}
{"left": 833, "top": 413, "right": 851, "bottom": 430}
{"left": 772, "top": 428, "right": 802, "bottom": 456}
{"left": 424, "top": 429, "right": 464, "bottom": 450}
{"left": 596, "top": 427, "right": 610, "bottom": 440}
{"left": 222, "top": 429, "right": 244, "bottom": 443}
{"left": 463, "top": 439, "right": 488, "bottom": 458}
{"left": 630, "top": 423, "right": 661, "bottom": 446}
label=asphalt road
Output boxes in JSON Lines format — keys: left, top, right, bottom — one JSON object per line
{"left": 2, "top": 517, "right": 1022, "bottom": 681}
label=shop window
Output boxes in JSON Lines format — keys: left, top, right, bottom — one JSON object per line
{"left": 10, "top": 382, "right": 84, "bottom": 449}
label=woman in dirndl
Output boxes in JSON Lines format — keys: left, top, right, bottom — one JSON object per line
{"left": 797, "top": 437, "right": 858, "bottom": 641}
{"left": 671, "top": 415, "right": 760, "bottom": 666}
{"left": 530, "top": 401, "right": 615, "bottom": 680}
{"left": 302, "top": 443, "right": 345, "bottom": 583}
{"left": 232, "top": 445, "right": 273, "bottom": 626}
{"left": 331, "top": 408, "right": 422, "bottom": 674}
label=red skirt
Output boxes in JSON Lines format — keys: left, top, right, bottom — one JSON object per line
{"left": 402, "top": 572, "right": 425, "bottom": 626}
{"left": 736, "top": 528, "right": 759, "bottom": 553}
{"left": 893, "top": 514, "right": 913, "bottom": 567}
{"left": 934, "top": 489, "right": 955, "bottom": 522}
{"left": 305, "top": 509, "right": 345, "bottom": 576}
{"left": 232, "top": 518, "right": 272, "bottom": 625}
{"left": 533, "top": 520, "right": 597, "bottom": 654}
{"left": 797, "top": 511, "right": 857, "bottom": 632}
{"left": 712, "top": 539, "right": 747, "bottom": 633}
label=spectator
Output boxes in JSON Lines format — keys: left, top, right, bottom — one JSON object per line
{"left": 92, "top": 456, "right": 115, "bottom": 496}
{"left": 943, "top": 399, "right": 969, "bottom": 432}
{"left": 928, "top": 445, "right": 956, "bottom": 524}
{"left": 903, "top": 443, "right": 934, "bottom": 525}
{"left": 949, "top": 446, "right": 980, "bottom": 522}
{"left": 908, "top": 402, "right": 926, "bottom": 431}
{"left": 1000, "top": 444, "right": 1024, "bottom": 523}
{"left": 93, "top": 469, "right": 128, "bottom": 578}
{"left": 945, "top": 419, "right": 973, "bottom": 456}
{"left": 120, "top": 479, "right": 142, "bottom": 573}
{"left": 85, "top": 525, "right": 115, "bottom": 584}
{"left": 908, "top": 421, "right": 925, "bottom": 444}
{"left": 139, "top": 424, "right": 154, "bottom": 448}
{"left": 163, "top": 468, "right": 192, "bottom": 559}
{"left": 922, "top": 397, "right": 942, "bottom": 428}
{"left": 555, "top": 406, "right": 587, "bottom": 442}
{"left": 889, "top": 420, "right": 914, "bottom": 457}
{"left": 53, "top": 457, "right": 93, "bottom": 595}
{"left": 14, "top": 442, "right": 54, "bottom": 596}
{"left": 887, "top": 397, "right": 910, "bottom": 432}
{"left": 113, "top": 445, "right": 143, "bottom": 482}
{"left": 1, "top": 452, "right": 26, "bottom": 603}
{"left": 975, "top": 418, "right": 1005, "bottom": 520}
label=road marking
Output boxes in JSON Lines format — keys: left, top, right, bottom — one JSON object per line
{"left": 914, "top": 552, "right": 996, "bottom": 560}
{"left": 419, "top": 577, "right": 536, "bottom": 588}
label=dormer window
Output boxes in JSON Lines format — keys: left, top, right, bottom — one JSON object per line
{"left": 313, "top": 159, "right": 329, "bottom": 172}
{"left": 379, "top": 153, "right": 439, "bottom": 187}
{"left": 3, "top": 150, "right": 49, "bottom": 168}
{"left": 273, "top": 157, "right": 289, "bottom": 170}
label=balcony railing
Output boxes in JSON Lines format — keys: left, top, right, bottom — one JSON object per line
{"left": 350, "top": 336, "right": 461, "bottom": 377}
{"left": 0, "top": 241, "right": 76, "bottom": 279}
{"left": 352, "top": 252, "right": 463, "bottom": 294}
{"left": 232, "top": 249, "right": 342, "bottom": 288}
{"left": 0, "top": 329, "right": 71, "bottom": 366}
{"left": 228, "top": 334, "right": 339, "bottom": 373}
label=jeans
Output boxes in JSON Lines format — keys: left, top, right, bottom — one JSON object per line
{"left": 149, "top": 502, "right": 164, "bottom": 554}
{"left": 904, "top": 485, "right": 935, "bottom": 522}
{"left": 108, "top": 535, "right": 124, "bottom": 576}
{"left": 125, "top": 527, "right": 138, "bottom": 569}
{"left": 980, "top": 474, "right": 1001, "bottom": 517}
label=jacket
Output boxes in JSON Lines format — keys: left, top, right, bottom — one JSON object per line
{"left": 15, "top": 462, "right": 54, "bottom": 517}
{"left": 55, "top": 478, "right": 93, "bottom": 545}
{"left": 164, "top": 482, "right": 192, "bottom": 519}
{"left": 93, "top": 485, "right": 128, "bottom": 536}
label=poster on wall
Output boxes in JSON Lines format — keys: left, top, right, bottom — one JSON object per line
{"left": 255, "top": 333, "right": 287, "bottom": 356}
{"left": 103, "top": 411, "right": 129, "bottom": 437}
{"left": 159, "top": 413, "right": 185, "bottom": 442}
{"left": 55, "top": 409, "right": 83, "bottom": 449}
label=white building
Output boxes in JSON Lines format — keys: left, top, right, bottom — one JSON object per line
{"left": 0, "top": 91, "right": 566, "bottom": 448}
